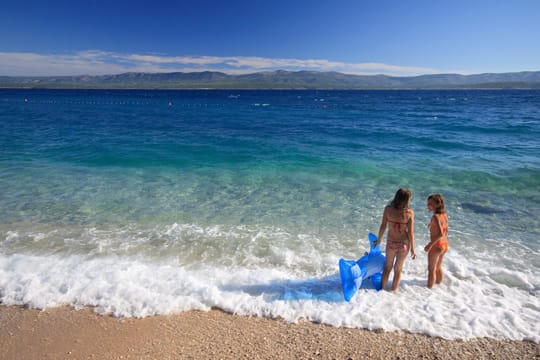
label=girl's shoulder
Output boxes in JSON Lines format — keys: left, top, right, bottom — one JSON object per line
{"left": 402, "top": 208, "right": 413, "bottom": 222}
{"left": 432, "top": 212, "right": 448, "bottom": 223}
{"left": 436, "top": 211, "right": 448, "bottom": 219}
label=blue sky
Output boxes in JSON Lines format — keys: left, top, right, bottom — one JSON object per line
{"left": 1, "top": 0, "right": 539, "bottom": 76}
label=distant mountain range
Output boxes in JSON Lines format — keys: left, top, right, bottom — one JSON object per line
{"left": 1, "top": 70, "right": 540, "bottom": 89}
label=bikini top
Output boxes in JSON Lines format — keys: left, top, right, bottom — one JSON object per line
{"left": 430, "top": 213, "right": 448, "bottom": 236}
{"left": 388, "top": 219, "right": 409, "bottom": 232}
{"left": 386, "top": 206, "right": 411, "bottom": 233}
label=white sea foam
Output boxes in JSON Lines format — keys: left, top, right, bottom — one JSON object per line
{"left": 0, "top": 248, "right": 538, "bottom": 342}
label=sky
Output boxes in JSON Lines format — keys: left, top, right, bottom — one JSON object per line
{"left": 1, "top": 0, "right": 539, "bottom": 77}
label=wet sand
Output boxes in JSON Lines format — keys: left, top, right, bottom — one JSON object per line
{"left": 0, "top": 305, "right": 537, "bottom": 359}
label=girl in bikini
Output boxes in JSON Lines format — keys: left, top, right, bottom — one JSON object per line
{"left": 373, "top": 188, "right": 416, "bottom": 291}
{"left": 424, "top": 194, "right": 449, "bottom": 288}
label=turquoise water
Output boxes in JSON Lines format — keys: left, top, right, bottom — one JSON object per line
{"left": 1, "top": 89, "right": 539, "bottom": 341}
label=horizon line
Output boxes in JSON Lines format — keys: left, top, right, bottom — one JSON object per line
{"left": 0, "top": 50, "right": 471, "bottom": 77}
{"left": 2, "top": 68, "right": 540, "bottom": 79}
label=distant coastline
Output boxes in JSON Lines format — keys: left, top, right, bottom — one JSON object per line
{"left": 1, "top": 70, "right": 540, "bottom": 89}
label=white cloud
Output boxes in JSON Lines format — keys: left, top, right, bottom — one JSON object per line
{"left": 0, "top": 50, "right": 442, "bottom": 77}
{"left": 0, "top": 51, "right": 129, "bottom": 76}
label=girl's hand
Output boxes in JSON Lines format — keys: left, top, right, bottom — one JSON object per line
{"left": 411, "top": 249, "right": 417, "bottom": 260}
{"left": 424, "top": 244, "right": 431, "bottom": 252}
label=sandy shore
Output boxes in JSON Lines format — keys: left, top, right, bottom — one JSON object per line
{"left": 0, "top": 305, "right": 537, "bottom": 360}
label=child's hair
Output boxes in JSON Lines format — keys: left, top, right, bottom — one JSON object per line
{"left": 428, "top": 194, "right": 446, "bottom": 214}
{"left": 391, "top": 188, "right": 412, "bottom": 209}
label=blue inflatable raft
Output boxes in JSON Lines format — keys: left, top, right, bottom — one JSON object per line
{"left": 339, "top": 233, "right": 386, "bottom": 301}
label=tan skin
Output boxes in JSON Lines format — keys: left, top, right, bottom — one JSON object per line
{"left": 373, "top": 206, "right": 416, "bottom": 291}
{"left": 424, "top": 199, "right": 448, "bottom": 288}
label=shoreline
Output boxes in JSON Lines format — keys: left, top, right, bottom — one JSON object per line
{"left": 0, "top": 305, "right": 537, "bottom": 359}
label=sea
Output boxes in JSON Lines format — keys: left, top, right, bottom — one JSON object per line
{"left": 0, "top": 88, "right": 538, "bottom": 342}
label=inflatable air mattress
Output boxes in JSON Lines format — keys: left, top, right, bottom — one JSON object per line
{"left": 339, "top": 233, "right": 385, "bottom": 301}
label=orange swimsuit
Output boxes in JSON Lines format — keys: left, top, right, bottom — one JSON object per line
{"left": 429, "top": 215, "right": 449, "bottom": 252}
{"left": 431, "top": 239, "right": 448, "bottom": 251}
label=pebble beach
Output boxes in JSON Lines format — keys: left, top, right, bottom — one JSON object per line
{"left": 1, "top": 306, "right": 537, "bottom": 360}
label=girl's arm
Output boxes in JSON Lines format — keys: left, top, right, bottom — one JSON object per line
{"left": 374, "top": 207, "right": 388, "bottom": 246}
{"left": 408, "top": 209, "right": 416, "bottom": 259}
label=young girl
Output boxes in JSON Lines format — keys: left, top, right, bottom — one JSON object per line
{"left": 424, "top": 194, "right": 449, "bottom": 288}
{"left": 373, "top": 188, "right": 416, "bottom": 291}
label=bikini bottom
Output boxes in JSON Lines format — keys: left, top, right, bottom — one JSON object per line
{"left": 387, "top": 240, "right": 409, "bottom": 252}
{"left": 431, "top": 240, "right": 449, "bottom": 252}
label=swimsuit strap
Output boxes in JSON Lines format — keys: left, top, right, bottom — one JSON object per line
{"left": 388, "top": 220, "right": 408, "bottom": 224}
{"left": 388, "top": 219, "right": 409, "bottom": 232}
{"left": 431, "top": 214, "right": 448, "bottom": 236}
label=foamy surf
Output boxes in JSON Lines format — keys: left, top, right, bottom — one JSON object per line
{"left": 1, "top": 242, "right": 538, "bottom": 342}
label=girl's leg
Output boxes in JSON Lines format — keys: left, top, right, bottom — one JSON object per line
{"left": 427, "top": 247, "right": 443, "bottom": 288}
{"left": 435, "top": 250, "right": 447, "bottom": 284}
{"left": 391, "top": 250, "right": 408, "bottom": 291}
{"left": 382, "top": 248, "right": 396, "bottom": 291}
